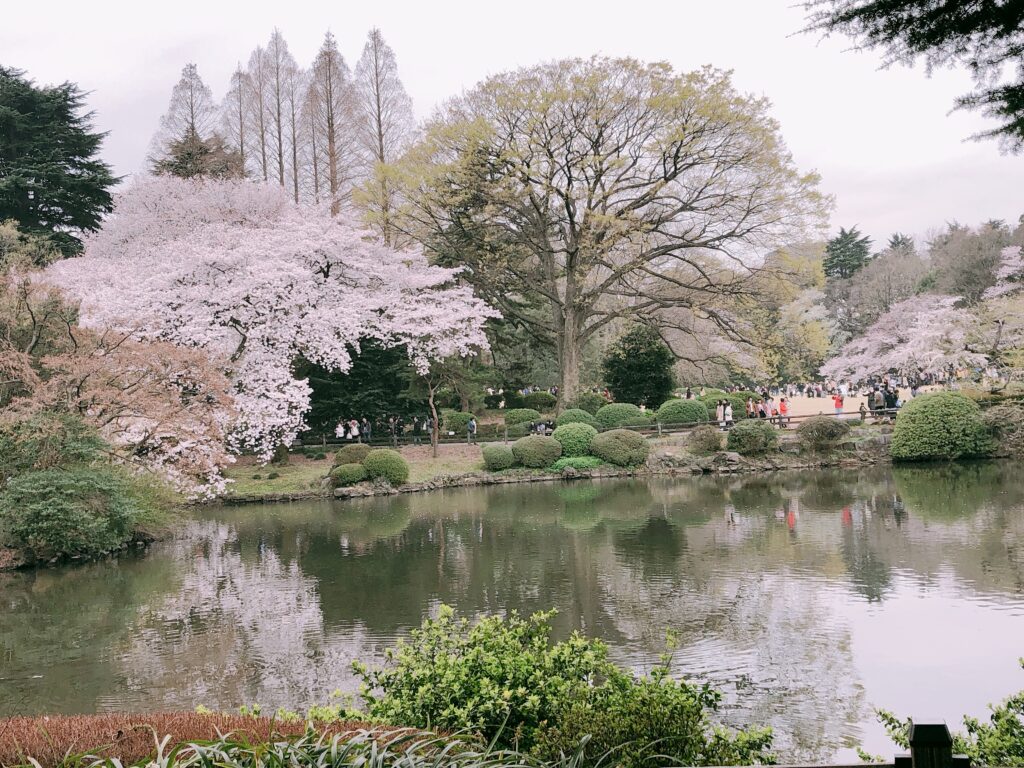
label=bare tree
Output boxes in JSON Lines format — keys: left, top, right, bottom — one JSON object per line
{"left": 353, "top": 28, "right": 414, "bottom": 242}
{"left": 306, "top": 31, "right": 356, "bottom": 215}
{"left": 245, "top": 46, "right": 270, "bottom": 181}
{"left": 221, "top": 66, "right": 250, "bottom": 171}
{"left": 149, "top": 63, "right": 218, "bottom": 164}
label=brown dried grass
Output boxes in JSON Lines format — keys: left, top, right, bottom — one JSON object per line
{"left": 0, "top": 712, "right": 383, "bottom": 767}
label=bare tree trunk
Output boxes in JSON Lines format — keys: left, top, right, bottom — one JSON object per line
{"left": 558, "top": 308, "right": 582, "bottom": 410}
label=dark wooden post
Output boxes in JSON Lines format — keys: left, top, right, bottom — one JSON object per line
{"left": 894, "top": 723, "right": 971, "bottom": 768}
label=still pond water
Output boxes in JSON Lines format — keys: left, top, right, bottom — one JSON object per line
{"left": 2, "top": 464, "right": 1024, "bottom": 761}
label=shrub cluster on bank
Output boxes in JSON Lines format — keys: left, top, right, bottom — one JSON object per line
{"left": 481, "top": 426, "right": 650, "bottom": 474}
{"left": 330, "top": 446, "right": 410, "bottom": 488}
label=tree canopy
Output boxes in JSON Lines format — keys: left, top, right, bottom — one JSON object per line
{"left": 0, "top": 67, "right": 117, "bottom": 255}
{"left": 823, "top": 226, "right": 872, "bottom": 280}
{"left": 602, "top": 326, "right": 675, "bottom": 407}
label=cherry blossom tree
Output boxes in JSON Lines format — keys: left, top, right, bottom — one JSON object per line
{"left": 820, "top": 294, "right": 988, "bottom": 384}
{"left": 47, "top": 176, "right": 497, "bottom": 460}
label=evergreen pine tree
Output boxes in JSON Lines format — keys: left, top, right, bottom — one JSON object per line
{"left": 823, "top": 226, "right": 873, "bottom": 280}
{"left": 601, "top": 326, "right": 675, "bottom": 407}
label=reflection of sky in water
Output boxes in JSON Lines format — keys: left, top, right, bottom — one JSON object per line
{"left": 1, "top": 464, "right": 1022, "bottom": 762}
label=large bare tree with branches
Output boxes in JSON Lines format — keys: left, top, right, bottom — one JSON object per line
{"left": 397, "top": 58, "right": 827, "bottom": 405}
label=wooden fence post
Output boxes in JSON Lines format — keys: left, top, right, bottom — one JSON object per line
{"left": 894, "top": 722, "right": 971, "bottom": 768}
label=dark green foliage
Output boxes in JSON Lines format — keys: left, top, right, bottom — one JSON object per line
{"left": 442, "top": 410, "right": 476, "bottom": 435}
{"left": 295, "top": 341, "right": 422, "bottom": 437}
{"left": 823, "top": 226, "right": 872, "bottom": 280}
{"left": 0, "top": 412, "right": 106, "bottom": 482}
{"left": 803, "top": 0, "right": 1024, "bottom": 151}
{"left": 698, "top": 392, "right": 752, "bottom": 421}
{"left": 329, "top": 463, "right": 368, "bottom": 487}
{"left": 550, "top": 456, "right": 604, "bottom": 471}
{"left": 0, "top": 466, "right": 142, "bottom": 559}
{"left": 688, "top": 425, "right": 723, "bottom": 455}
{"left": 506, "top": 423, "right": 530, "bottom": 439}
{"left": 797, "top": 415, "right": 851, "bottom": 450}
{"left": 891, "top": 392, "right": 995, "bottom": 461}
{"left": 152, "top": 128, "right": 245, "bottom": 179}
{"left": 570, "top": 392, "right": 607, "bottom": 415}
{"left": 267, "top": 471, "right": 281, "bottom": 480}
{"left": 504, "top": 408, "right": 542, "bottom": 426}
{"left": 0, "top": 67, "right": 117, "bottom": 255}
{"left": 523, "top": 391, "right": 556, "bottom": 411}
{"left": 602, "top": 326, "right": 675, "bottom": 407}
{"left": 590, "top": 429, "right": 650, "bottom": 466}
{"left": 482, "top": 444, "right": 517, "bottom": 471}
{"left": 726, "top": 420, "right": 778, "bottom": 455}
{"left": 362, "top": 449, "right": 410, "bottom": 485}
{"left": 353, "top": 606, "right": 773, "bottom": 764}
{"left": 595, "top": 403, "right": 648, "bottom": 429}
{"left": 333, "top": 443, "right": 372, "bottom": 465}
{"left": 551, "top": 423, "right": 598, "bottom": 457}
{"left": 555, "top": 408, "right": 598, "bottom": 427}
{"left": 511, "top": 435, "right": 562, "bottom": 468}
{"left": 657, "top": 399, "right": 710, "bottom": 425}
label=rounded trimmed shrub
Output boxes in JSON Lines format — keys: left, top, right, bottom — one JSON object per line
{"left": 555, "top": 408, "right": 598, "bottom": 427}
{"left": 334, "top": 443, "right": 372, "bottom": 465}
{"left": 552, "top": 422, "right": 598, "bottom": 457}
{"left": 511, "top": 435, "right": 562, "bottom": 468}
{"left": 362, "top": 449, "right": 410, "bottom": 485}
{"left": 551, "top": 456, "right": 604, "bottom": 471}
{"left": 699, "top": 392, "right": 754, "bottom": 421}
{"left": 726, "top": 420, "right": 778, "bottom": 455}
{"left": 504, "top": 408, "right": 542, "bottom": 426}
{"left": 506, "top": 423, "right": 530, "bottom": 439}
{"left": 523, "top": 391, "right": 557, "bottom": 411}
{"left": 891, "top": 392, "right": 994, "bottom": 461}
{"left": 590, "top": 429, "right": 650, "bottom": 467}
{"left": 570, "top": 392, "right": 607, "bottom": 415}
{"left": 442, "top": 410, "right": 476, "bottom": 436}
{"left": 482, "top": 444, "right": 517, "bottom": 471}
{"left": 656, "top": 399, "right": 710, "bottom": 425}
{"left": 595, "top": 403, "right": 647, "bottom": 429}
{"left": 797, "top": 415, "right": 851, "bottom": 450}
{"left": 688, "top": 425, "right": 723, "bottom": 454}
{"left": 330, "top": 462, "right": 368, "bottom": 487}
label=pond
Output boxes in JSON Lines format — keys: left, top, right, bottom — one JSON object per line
{"left": 2, "top": 464, "right": 1023, "bottom": 761}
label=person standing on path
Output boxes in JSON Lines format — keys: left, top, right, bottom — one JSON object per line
{"left": 467, "top": 416, "right": 478, "bottom": 444}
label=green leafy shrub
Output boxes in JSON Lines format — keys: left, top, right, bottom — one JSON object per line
{"left": 590, "top": 429, "right": 650, "bottom": 466}
{"left": 981, "top": 402, "right": 1024, "bottom": 456}
{"left": 570, "top": 392, "right": 607, "bottom": 415}
{"left": 0, "top": 411, "right": 106, "bottom": 482}
{"left": 551, "top": 422, "right": 598, "bottom": 457}
{"left": 512, "top": 435, "right": 562, "bottom": 468}
{"left": 688, "top": 425, "right": 723, "bottom": 454}
{"left": 504, "top": 408, "right": 542, "bottom": 426}
{"left": 555, "top": 408, "right": 598, "bottom": 427}
{"left": 329, "top": 463, "right": 368, "bottom": 487}
{"left": 362, "top": 449, "right": 410, "bottom": 485}
{"left": 442, "top": 410, "right": 476, "bottom": 435}
{"left": 506, "top": 423, "right": 530, "bottom": 439}
{"left": 482, "top": 444, "right": 517, "bottom": 471}
{"left": 595, "top": 402, "right": 653, "bottom": 429}
{"left": 891, "top": 392, "right": 995, "bottom": 461}
{"left": 797, "top": 415, "right": 851, "bottom": 450}
{"left": 602, "top": 325, "right": 676, "bottom": 408}
{"left": 353, "top": 606, "right": 774, "bottom": 764}
{"left": 0, "top": 466, "right": 145, "bottom": 559}
{"left": 333, "top": 443, "right": 372, "bottom": 465}
{"left": 726, "top": 420, "right": 778, "bottom": 455}
{"left": 657, "top": 398, "right": 710, "bottom": 425}
{"left": 267, "top": 471, "right": 280, "bottom": 479}
{"left": 523, "top": 391, "right": 557, "bottom": 411}
{"left": 551, "top": 456, "right": 604, "bottom": 471}
{"left": 699, "top": 392, "right": 754, "bottom": 421}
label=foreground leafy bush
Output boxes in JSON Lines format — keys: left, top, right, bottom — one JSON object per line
{"left": 504, "top": 408, "right": 542, "bottom": 426}
{"left": 523, "top": 391, "right": 557, "bottom": 411}
{"left": 891, "top": 392, "right": 995, "bottom": 461}
{"left": 688, "top": 425, "right": 723, "bottom": 454}
{"left": 551, "top": 423, "right": 598, "bottom": 457}
{"left": 982, "top": 402, "right": 1024, "bottom": 456}
{"left": 570, "top": 392, "right": 607, "bottom": 415}
{"left": 362, "top": 449, "right": 410, "bottom": 485}
{"left": 0, "top": 411, "right": 107, "bottom": 481}
{"left": 0, "top": 466, "right": 147, "bottom": 559}
{"left": 333, "top": 443, "right": 372, "bottom": 465}
{"left": 590, "top": 429, "right": 650, "bottom": 466}
{"left": 555, "top": 408, "right": 598, "bottom": 427}
{"left": 330, "top": 463, "right": 368, "bottom": 487}
{"left": 550, "top": 456, "right": 604, "bottom": 471}
{"left": 595, "top": 403, "right": 650, "bottom": 429}
{"left": 353, "top": 605, "right": 774, "bottom": 765}
{"left": 726, "top": 420, "right": 777, "bottom": 455}
{"left": 796, "top": 415, "right": 851, "bottom": 450}
{"left": 656, "top": 399, "right": 710, "bottom": 425}
{"left": 482, "top": 444, "right": 517, "bottom": 471}
{"left": 442, "top": 410, "right": 477, "bottom": 435}
{"left": 511, "top": 435, "right": 562, "bottom": 468}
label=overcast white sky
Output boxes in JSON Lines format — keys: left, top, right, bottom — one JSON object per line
{"left": 4, "top": 0, "right": 1022, "bottom": 247}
